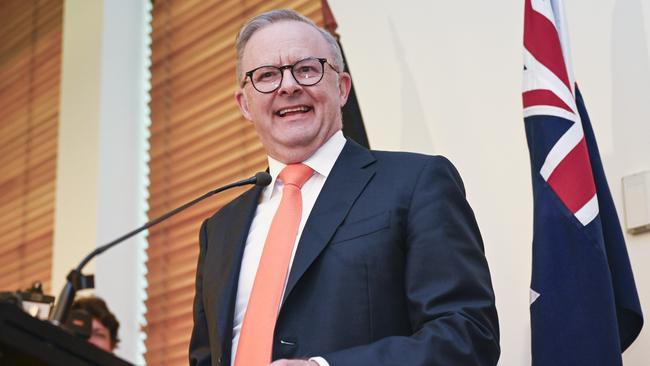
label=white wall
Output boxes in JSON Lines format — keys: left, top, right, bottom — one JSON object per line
{"left": 329, "top": 0, "right": 650, "bottom": 365}
{"left": 53, "top": 0, "right": 149, "bottom": 363}
{"left": 53, "top": 0, "right": 104, "bottom": 298}
{"left": 94, "top": 0, "right": 150, "bottom": 363}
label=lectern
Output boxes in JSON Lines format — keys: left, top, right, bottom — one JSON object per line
{"left": 0, "top": 303, "right": 133, "bottom": 366}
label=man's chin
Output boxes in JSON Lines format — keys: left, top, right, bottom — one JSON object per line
{"left": 266, "top": 135, "right": 323, "bottom": 163}
{"left": 274, "top": 130, "right": 320, "bottom": 148}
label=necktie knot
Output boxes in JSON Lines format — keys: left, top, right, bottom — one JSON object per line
{"left": 279, "top": 163, "right": 313, "bottom": 189}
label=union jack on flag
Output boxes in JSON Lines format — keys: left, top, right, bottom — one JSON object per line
{"left": 523, "top": 0, "right": 643, "bottom": 365}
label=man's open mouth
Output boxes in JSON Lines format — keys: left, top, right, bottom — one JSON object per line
{"left": 276, "top": 105, "right": 312, "bottom": 117}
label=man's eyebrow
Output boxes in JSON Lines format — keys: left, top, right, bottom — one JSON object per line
{"left": 255, "top": 56, "right": 317, "bottom": 67}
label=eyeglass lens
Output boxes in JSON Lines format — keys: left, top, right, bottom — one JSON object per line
{"left": 250, "top": 58, "right": 324, "bottom": 93}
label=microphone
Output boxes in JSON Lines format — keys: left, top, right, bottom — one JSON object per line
{"left": 49, "top": 171, "right": 272, "bottom": 325}
{"left": 253, "top": 171, "right": 272, "bottom": 186}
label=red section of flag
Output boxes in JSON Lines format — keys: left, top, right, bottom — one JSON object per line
{"left": 523, "top": 89, "right": 573, "bottom": 112}
{"left": 524, "top": 0, "right": 572, "bottom": 92}
{"left": 546, "top": 138, "right": 597, "bottom": 213}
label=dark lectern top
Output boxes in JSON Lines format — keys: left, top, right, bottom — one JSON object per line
{"left": 0, "top": 302, "right": 133, "bottom": 366}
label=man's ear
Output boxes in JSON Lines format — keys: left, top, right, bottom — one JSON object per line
{"left": 338, "top": 71, "right": 352, "bottom": 107}
{"left": 235, "top": 89, "right": 253, "bottom": 121}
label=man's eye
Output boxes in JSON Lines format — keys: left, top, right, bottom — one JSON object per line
{"left": 255, "top": 70, "right": 278, "bottom": 82}
{"left": 297, "top": 66, "right": 317, "bottom": 74}
{"left": 93, "top": 332, "right": 109, "bottom": 339}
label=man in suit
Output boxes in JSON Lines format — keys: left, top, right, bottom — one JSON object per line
{"left": 190, "top": 9, "right": 499, "bottom": 366}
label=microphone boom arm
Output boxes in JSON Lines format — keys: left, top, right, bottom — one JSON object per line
{"left": 49, "top": 172, "right": 271, "bottom": 325}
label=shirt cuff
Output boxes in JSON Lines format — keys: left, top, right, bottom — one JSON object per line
{"left": 309, "top": 356, "right": 330, "bottom": 366}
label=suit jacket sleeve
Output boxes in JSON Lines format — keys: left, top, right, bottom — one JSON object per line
{"left": 189, "top": 219, "right": 212, "bottom": 366}
{"left": 322, "top": 156, "right": 500, "bottom": 365}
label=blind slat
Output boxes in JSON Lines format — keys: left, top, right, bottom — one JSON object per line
{"left": 0, "top": 0, "right": 61, "bottom": 296}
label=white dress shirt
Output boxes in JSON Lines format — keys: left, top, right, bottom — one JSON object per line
{"left": 230, "top": 131, "right": 346, "bottom": 366}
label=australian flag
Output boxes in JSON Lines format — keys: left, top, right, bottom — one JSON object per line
{"left": 523, "top": 0, "right": 643, "bottom": 365}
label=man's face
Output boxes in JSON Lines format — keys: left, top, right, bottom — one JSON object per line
{"left": 89, "top": 318, "right": 114, "bottom": 352}
{"left": 235, "top": 21, "right": 351, "bottom": 163}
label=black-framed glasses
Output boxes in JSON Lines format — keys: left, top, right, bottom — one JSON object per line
{"left": 242, "top": 57, "right": 338, "bottom": 93}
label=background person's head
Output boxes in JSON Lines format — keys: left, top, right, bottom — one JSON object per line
{"left": 234, "top": 9, "right": 351, "bottom": 164}
{"left": 71, "top": 296, "right": 120, "bottom": 353}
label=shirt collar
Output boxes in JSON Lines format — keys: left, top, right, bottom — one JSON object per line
{"left": 265, "top": 130, "right": 346, "bottom": 200}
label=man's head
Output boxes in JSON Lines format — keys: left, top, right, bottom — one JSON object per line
{"left": 71, "top": 296, "right": 120, "bottom": 353}
{"left": 235, "top": 9, "right": 352, "bottom": 164}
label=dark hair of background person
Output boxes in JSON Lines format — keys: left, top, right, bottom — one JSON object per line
{"left": 71, "top": 296, "right": 120, "bottom": 349}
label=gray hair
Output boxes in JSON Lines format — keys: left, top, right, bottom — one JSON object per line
{"left": 235, "top": 9, "right": 345, "bottom": 84}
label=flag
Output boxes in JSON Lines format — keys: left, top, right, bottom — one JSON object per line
{"left": 321, "top": 0, "right": 370, "bottom": 148}
{"left": 522, "top": 0, "right": 643, "bottom": 365}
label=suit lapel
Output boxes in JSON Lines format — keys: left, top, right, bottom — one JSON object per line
{"left": 282, "top": 140, "right": 376, "bottom": 304}
{"left": 211, "top": 185, "right": 263, "bottom": 358}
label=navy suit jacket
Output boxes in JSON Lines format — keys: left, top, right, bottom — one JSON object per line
{"left": 189, "top": 139, "right": 500, "bottom": 366}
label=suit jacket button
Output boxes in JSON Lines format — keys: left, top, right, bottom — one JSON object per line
{"left": 280, "top": 339, "right": 296, "bottom": 347}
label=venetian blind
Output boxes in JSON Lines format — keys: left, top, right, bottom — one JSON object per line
{"left": 0, "top": 0, "right": 62, "bottom": 294}
{"left": 145, "top": 0, "right": 324, "bottom": 364}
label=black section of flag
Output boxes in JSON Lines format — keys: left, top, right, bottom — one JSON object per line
{"left": 339, "top": 44, "right": 369, "bottom": 149}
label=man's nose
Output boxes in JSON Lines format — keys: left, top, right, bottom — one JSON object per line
{"left": 277, "top": 68, "right": 301, "bottom": 94}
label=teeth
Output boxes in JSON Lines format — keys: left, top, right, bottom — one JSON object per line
{"left": 278, "top": 106, "right": 310, "bottom": 116}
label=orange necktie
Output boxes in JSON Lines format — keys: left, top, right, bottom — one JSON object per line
{"left": 234, "top": 163, "right": 314, "bottom": 366}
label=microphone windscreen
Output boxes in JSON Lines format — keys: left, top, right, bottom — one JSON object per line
{"left": 254, "top": 172, "right": 272, "bottom": 187}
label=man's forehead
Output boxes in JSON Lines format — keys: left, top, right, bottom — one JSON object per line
{"left": 242, "top": 21, "right": 329, "bottom": 66}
